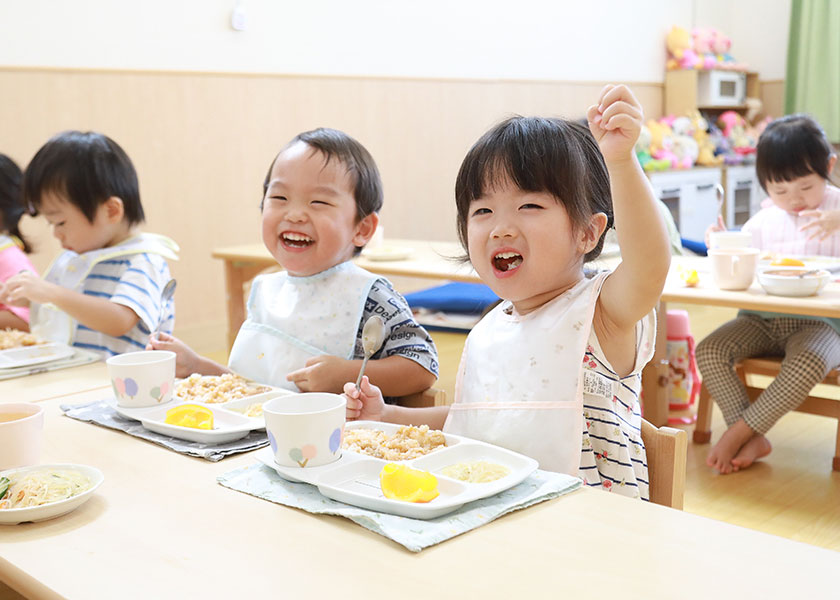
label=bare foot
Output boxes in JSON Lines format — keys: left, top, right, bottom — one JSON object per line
{"left": 730, "top": 434, "right": 772, "bottom": 470}
{"left": 705, "top": 419, "right": 754, "bottom": 474}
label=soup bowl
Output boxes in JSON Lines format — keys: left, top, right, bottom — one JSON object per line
{"left": 757, "top": 268, "right": 831, "bottom": 297}
{"left": 0, "top": 403, "right": 45, "bottom": 470}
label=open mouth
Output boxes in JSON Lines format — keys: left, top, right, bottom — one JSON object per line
{"left": 282, "top": 232, "right": 314, "bottom": 248}
{"left": 493, "top": 251, "right": 523, "bottom": 272}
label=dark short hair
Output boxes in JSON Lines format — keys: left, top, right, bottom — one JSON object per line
{"left": 455, "top": 116, "right": 612, "bottom": 263}
{"left": 23, "top": 131, "right": 145, "bottom": 225}
{"left": 0, "top": 154, "right": 32, "bottom": 253}
{"left": 262, "top": 127, "right": 383, "bottom": 221}
{"left": 756, "top": 114, "right": 835, "bottom": 192}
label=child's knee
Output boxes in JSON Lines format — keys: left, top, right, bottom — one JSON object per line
{"left": 784, "top": 349, "right": 831, "bottom": 380}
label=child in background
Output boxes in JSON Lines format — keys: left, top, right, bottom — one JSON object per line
{"left": 699, "top": 114, "right": 840, "bottom": 474}
{"left": 0, "top": 131, "right": 178, "bottom": 357}
{"left": 345, "top": 85, "right": 671, "bottom": 499}
{"left": 149, "top": 128, "right": 439, "bottom": 397}
{"left": 0, "top": 154, "right": 37, "bottom": 331}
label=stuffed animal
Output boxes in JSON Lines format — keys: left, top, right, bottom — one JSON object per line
{"left": 635, "top": 125, "right": 671, "bottom": 172}
{"left": 712, "top": 29, "right": 749, "bottom": 71}
{"left": 687, "top": 110, "right": 723, "bottom": 166}
{"left": 666, "top": 25, "right": 699, "bottom": 70}
{"left": 691, "top": 27, "right": 719, "bottom": 69}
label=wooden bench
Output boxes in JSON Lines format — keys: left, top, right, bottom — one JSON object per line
{"left": 694, "top": 357, "right": 840, "bottom": 470}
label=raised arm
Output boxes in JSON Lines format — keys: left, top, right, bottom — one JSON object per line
{"left": 586, "top": 85, "right": 670, "bottom": 331}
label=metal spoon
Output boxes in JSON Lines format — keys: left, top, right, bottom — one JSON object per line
{"left": 355, "top": 315, "right": 386, "bottom": 390}
{"left": 152, "top": 279, "right": 177, "bottom": 340}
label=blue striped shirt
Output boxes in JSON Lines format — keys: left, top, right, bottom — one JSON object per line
{"left": 73, "top": 253, "right": 174, "bottom": 358}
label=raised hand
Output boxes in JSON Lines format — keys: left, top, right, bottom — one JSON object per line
{"left": 586, "top": 84, "right": 644, "bottom": 164}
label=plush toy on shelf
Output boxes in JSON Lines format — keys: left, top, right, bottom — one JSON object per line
{"left": 666, "top": 25, "right": 700, "bottom": 70}
{"left": 691, "top": 27, "right": 719, "bottom": 70}
{"left": 687, "top": 110, "right": 723, "bottom": 167}
{"left": 635, "top": 125, "right": 671, "bottom": 172}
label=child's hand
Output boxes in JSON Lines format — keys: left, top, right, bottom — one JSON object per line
{"left": 799, "top": 209, "right": 840, "bottom": 241}
{"left": 704, "top": 214, "right": 727, "bottom": 248}
{"left": 286, "top": 354, "right": 349, "bottom": 393}
{"left": 146, "top": 331, "right": 203, "bottom": 378}
{"left": 343, "top": 376, "right": 385, "bottom": 422}
{"left": 2, "top": 271, "right": 54, "bottom": 305}
{"left": 586, "top": 84, "right": 644, "bottom": 164}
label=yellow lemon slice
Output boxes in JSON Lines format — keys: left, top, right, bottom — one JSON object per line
{"left": 379, "top": 463, "right": 439, "bottom": 503}
{"left": 165, "top": 404, "right": 214, "bottom": 430}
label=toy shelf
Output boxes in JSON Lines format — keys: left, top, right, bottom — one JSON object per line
{"left": 665, "top": 69, "right": 760, "bottom": 116}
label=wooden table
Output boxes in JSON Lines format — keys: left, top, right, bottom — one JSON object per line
{"left": 0, "top": 361, "right": 109, "bottom": 404}
{"left": 640, "top": 256, "right": 840, "bottom": 426}
{"left": 2, "top": 385, "right": 837, "bottom": 600}
{"left": 212, "top": 239, "right": 476, "bottom": 349}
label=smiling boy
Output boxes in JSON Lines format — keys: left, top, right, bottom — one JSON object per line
{"left": 151, "top": 128, "right": 438, "bottom": 397}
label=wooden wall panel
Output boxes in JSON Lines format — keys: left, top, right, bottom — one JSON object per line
{"left": 0, "top": 68, "right": 667, "bottom": 352}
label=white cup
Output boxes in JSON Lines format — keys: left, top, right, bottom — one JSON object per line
{"left": 709, "top": 230, "right": 753, "bottom": 250}
{"left": 106, "top": 350, "right": 176, "bottom": 408}
{"left": 264, "top": 393, "right": 346, "bottom": 468}
{"left": 0, "top": 403, "right": 45, "bottom": 470}
{"left": 709, "top": 247, "right": 760, "bottom": 290}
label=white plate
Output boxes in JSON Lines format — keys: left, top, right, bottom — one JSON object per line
{"left": 758, "top": 255, "right": 840, "bottom": 273}
{"left": 256, "top": 421, "right": 538, "bottom": 520}
{"left": 112, "top": 400, "right": 256, "bottom": 444}
{"left": 211, "top": 390, "right": 294, "bottom": 430}
{"left": 0, "top": 343, "right": 75, "bottom": 369}
{"left": 0, "top": 463, "right": 104, "bottom": 525}
{"left": 361, "top": 246, "right": 413, "bottom": 261}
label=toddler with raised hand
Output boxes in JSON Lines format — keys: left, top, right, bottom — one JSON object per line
{"left": 150, "top": 128, "right": 439, "bottom": 398}
{"left": 698, "top": 114, "right": 840, "bottom": 474}
{"left": 346, "top": 85, "right": 671, "bottom": 499}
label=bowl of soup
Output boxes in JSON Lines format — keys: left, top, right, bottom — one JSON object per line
{"left": 757, "top": 268, "right": 831, "bottom": 297}
{"left": 0, "top": 403, "right": 45, "bottom": 470}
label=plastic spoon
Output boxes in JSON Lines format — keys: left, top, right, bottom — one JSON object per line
{"left": 355, "top": 315, "right": 386, "bottom": 390}
{"left": 152, "top": 279, "right": 177, "bottom": 340}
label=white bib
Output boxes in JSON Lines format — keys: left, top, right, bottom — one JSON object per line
{"left": 227, "top": 261, "right": 378, "bottom": 390}
{"left": 445, "top": 271, "right": 609, "bottom": 475}
{"left": 31, "top": 233, "right": 179, "bottom": 345}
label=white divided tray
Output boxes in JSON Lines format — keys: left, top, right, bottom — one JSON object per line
{"left": 112, "top": 389, "right": 290, "bottom": 443}
{"left": 256, "top": 421, "right": 538, "bottom": 519}
{"left": 0, "top": 342, "right": 75, "bottom": 369}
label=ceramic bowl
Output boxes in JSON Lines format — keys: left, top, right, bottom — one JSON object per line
{"left": 263, "top": 393, "right": 346, "bottom": 468}
{"left": 757, "top": 268, "right": 831, "bottom": 297}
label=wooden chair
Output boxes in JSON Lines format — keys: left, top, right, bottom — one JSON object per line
{"left": 694, "top": 357, "right": 840, "bottom": 470}
{"left": 641, "top": 419, "right": 688, "bottom": 509}
{"left": 396, "top": 387, "right": 447, "bottom": 408}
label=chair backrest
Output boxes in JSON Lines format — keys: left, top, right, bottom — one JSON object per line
{"left": 396, "top": 387, "right": 446, "bottom": 408}
{"left": 641, "top": 419, "right": 688, "bottom": 509}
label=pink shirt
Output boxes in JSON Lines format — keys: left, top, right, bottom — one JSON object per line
{"left": 742, "top": 185, "right": 840, "bottom": 256}
{"left": 0, "top": 239, "right": 36, "bottom": 323}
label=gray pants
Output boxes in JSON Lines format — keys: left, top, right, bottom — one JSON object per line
{"left": 696, "top": 314, "right": 840, "bottom": 434}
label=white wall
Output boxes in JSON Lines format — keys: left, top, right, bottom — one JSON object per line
{"left": 1, "top": 0, "right": 783, "bottom": 82}
{"left": 694, "top": 0, "right": 790, "bottom": 80}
